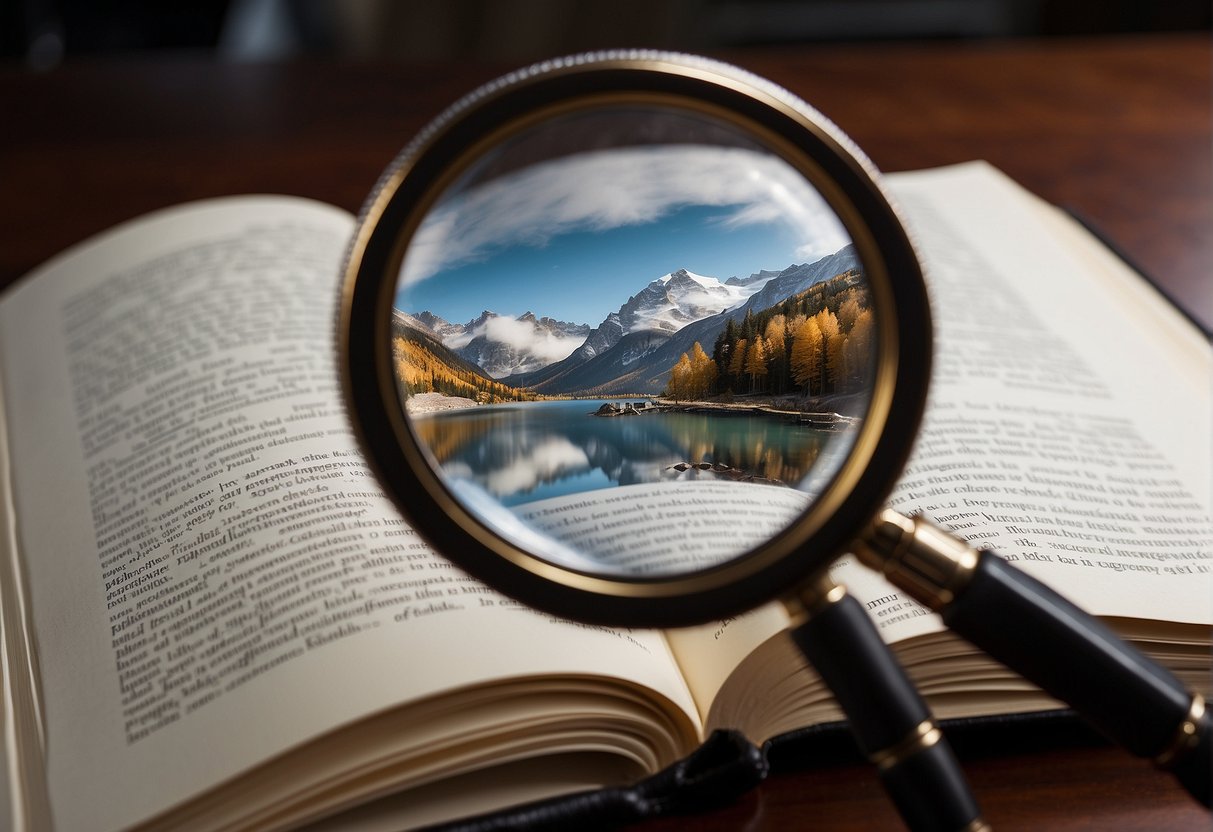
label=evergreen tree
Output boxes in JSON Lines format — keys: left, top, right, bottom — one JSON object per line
{"left": 712, "top": 323, "right": 734, "bottom": 392}
{"left": 741, "top": 309, "right": 757, "bottom": 343}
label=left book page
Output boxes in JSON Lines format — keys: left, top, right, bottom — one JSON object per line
{"left": 0, "top": 198, "right": 699, "bottom": 832}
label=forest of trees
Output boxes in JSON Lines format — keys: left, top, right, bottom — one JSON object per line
{"left": 665, "top": 270, "right": 874, "bottom": 401}
{"left": 393, "top": 335, "right": 536, "bottom": 403}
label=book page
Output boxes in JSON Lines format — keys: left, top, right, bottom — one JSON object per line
{"left": 0, "top": 389, "right": 27, "bottom": 832}
{"left": 504, "top": 482, "right": 803, "bottom": 727}
{"left": 881, "top": 162, "right": 1211, "bottom": 621}
{"left": 0, "top": 198, "right": 698, "bottom": 832}
{"left": 662, "top": 162, "right": 1212, "bottom": 724}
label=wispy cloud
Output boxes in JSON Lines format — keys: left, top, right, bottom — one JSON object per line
{"left": 482, "top": 316, "right": 581, "bottom": 363}
{"left": 445, "top": 437, "right": 591, "bottom": 496}
{"left": 445, "top": 315, "right": 583, "bottom": 358}
{"left": 400, "top": 145, "right": 849, "bottom": 288}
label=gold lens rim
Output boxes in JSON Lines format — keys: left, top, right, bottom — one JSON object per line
{"left": 339, "top": 51, "right": 931, "bottom": 627}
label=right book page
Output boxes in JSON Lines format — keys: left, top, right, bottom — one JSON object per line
{"left": 666, "top": 161, "right": 1212, "bottom": 741}
{"left": 884, "top": 161, "right": 1211, "bottom": 618}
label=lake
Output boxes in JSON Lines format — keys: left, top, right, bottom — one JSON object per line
{"left": 411, "top": 399, "right": 848, "bottom": 507}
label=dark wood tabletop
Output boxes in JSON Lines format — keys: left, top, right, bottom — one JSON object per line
{"left": 1, "top": 33, "right": 1210, "bottom": 831}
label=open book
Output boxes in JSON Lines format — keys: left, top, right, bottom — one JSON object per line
{"left": 1, "top": 163, "right": 1208, "bottom": 830}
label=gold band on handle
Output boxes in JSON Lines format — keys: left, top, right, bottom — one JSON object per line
{"left": 851, "top": 509, "right": 981, "bottom": 611}
{"left": 1155, "top": 693, "right": 1206, "bottom": 769}
{"left": 869, "top": 719, "right": 991, "bottom": 832}
{"left": 784, "top": 575, "right": 848, "bottom": 627}
{"left": 869, "top": 719, "right": 942, "bottom": 772}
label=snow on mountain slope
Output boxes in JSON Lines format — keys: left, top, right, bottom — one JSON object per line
{"left": 408, "top": 310, "right": 591, "bottom": 379}
{"left": 618, "top": 268, "right": 751, "bottom": 334}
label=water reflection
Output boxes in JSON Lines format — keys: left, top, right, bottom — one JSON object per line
{"left": 412, "top": 400, "right": 839, "bottom": 506}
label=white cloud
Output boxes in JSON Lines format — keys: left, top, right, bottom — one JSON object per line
{"left": 481, "top": 437, "right": 591, "bottom": 496}
{"left": 399, "top": 144, "right": 850, "bottom": 287}
{"left": 481, "top": 316, "right": 582, "bottom": 364}
{"left": 443, "top": 314, "right": 584, "bottom": 364}
{"left": 443, "top": 327, "right": 476, "bottom": 349}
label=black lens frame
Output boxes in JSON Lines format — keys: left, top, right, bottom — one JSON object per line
{"left": 340, "top": 53, "right": 932, "bottom": 628}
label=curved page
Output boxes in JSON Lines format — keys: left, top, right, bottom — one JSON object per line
{"left": 0, "top": 198, "right": 699, "bottom": 832}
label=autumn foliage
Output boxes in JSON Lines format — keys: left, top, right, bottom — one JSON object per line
{"left": 666, "top": 342, "right": 718, "bottom": 401}
{"left": 666, "top": 270, "right": 874, "bottom": 400}
{"left": 393, "top": 336, "right": 535, "bottom": 403}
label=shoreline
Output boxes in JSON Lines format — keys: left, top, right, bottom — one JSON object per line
{"left": 588, "top": 395, "right": 860, "bottom": 427}
{"left": 404, "top": 392, "right": 480, "bottom": 416}
{"left": 406, "top": 391, "right": 860, "bottom": 427}
{"left": 655, "top": 398, "right": 859, "bottom": 427}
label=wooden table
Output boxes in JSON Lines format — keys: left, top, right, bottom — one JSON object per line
{"left": 2, "top": 34, "right": 1209, "bottom": 831}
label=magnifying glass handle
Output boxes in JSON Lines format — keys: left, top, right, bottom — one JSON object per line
{"left": 788, "top": 579, "right": 987, "bottom": 832}
{"left": 855, "top": 509, "right": 1212, "bottom": 807}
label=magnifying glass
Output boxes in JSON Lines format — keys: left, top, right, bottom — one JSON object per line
{"left": 339, "top": 52, "right": 1210, "bottom": 829}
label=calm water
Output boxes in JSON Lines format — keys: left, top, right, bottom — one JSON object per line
{"left": 413, "top": 399, "right": 845, "bottom": 507}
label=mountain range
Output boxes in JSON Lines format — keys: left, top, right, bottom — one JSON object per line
{"left": 406, "top": 310, "right": 591, "bottom": 379}
{"left": 405, "top": 244, "right": 860, "bottom": 395}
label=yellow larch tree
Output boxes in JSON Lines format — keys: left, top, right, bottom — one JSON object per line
{"left": 763, "top": 315, "right": 788, "bottom": 394}
{"left": 668, "top": 352, "right": 693, "bottom": 400}
{"left": 840, "top": 308, "right": 874, "bottom": 392}
{"left": 790, "top": 316, "right": 823, "bottom": 394}
{"left": 745, "top": 337, "right": 768, "bottom": 392}
{"left": 729, "top": 337, "right": 749, "bottom": 381}
{"left": 689, "top": 341, "right": 717, "bottom": 400}
{"left": 815, "top": 308, "right": 841, "bottom": 394}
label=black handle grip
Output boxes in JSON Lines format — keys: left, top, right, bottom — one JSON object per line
{"left": 791, "top": 589, "right": 984, "bottom": 831}
{"left": 941, "top": 552, "right": 1211, "bottom": 806}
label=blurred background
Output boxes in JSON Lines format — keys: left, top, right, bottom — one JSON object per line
{"left": 2, "top": 0, "right": 1210, "bottom": 69}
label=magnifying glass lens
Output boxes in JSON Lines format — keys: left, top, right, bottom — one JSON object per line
{"left": 392, "top": 104, "right": 877, "bottom": 577}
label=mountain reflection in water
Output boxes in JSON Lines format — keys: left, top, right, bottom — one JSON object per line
{"left": 412, "top": 399, "right": 841, "bottom": 506}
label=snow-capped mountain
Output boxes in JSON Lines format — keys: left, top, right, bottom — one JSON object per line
{"left": 414, "top": 268, "right": 760, "bottom": 385}
{"left": 406, "top": 247, "right": 856, "bottom": 394}
{"left": 516, "top": 245, "right": 860, "bottom": 394}
{"left": 410, "top": 310, "right": 466, "bottom": 342}
{"left": 607, "top": 244, "right": 862, "bottom": 394}
{"left": 617, "top": 268, "right": 753, "bottom": 334}
{"left": 410, "top": 310, "right": 590, "bottom": 379}
{"left": 578, "top": 312, "right": 624, "bottom": 360}
{"left": 726, "top": 268, "right": 782, "bottom": 289}
{"left": 730, "top": 244, "right": 859, "bottom": 319}
{"left": 509, "top": 267, "right": 762, "bottom": 389}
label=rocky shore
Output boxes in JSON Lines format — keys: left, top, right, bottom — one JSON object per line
{"left": 655, "top": 397, "right": 858, "bottom": 429}
{"left": 405, "top": 392, "right": 479, "bottom": 416}
{"left": 663, "top": 461, "right": 787, "bottom": 486}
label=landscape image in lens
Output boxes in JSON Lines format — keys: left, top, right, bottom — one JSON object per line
{"left": 394, "top": 123, "right": 876, "bottom": 574}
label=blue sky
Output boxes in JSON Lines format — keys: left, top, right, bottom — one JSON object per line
{"left": 396, "top": 144, "right": 851, "bottom": 327}
{"left": 400, "top": 203, "right": 806, "bottom": 326}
